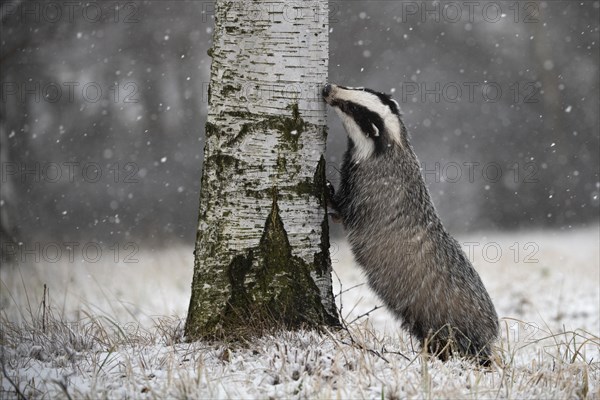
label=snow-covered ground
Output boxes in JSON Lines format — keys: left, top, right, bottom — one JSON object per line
{"left": 1, "top": 227, "right": 599, "bottom": 399}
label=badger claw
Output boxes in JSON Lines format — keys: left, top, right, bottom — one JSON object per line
{"left": 326, "top": 180, "right": 343, "bottom": 223}
{"left": 326, "top": 180, "right": 336, "bottom": 198}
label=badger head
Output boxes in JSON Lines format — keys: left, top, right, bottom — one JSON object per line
{"left": 322, "top": 84, "right": 404, "bottom": 161}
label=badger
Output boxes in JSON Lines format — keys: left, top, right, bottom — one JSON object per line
{"left": 322, "top": 83, "right": 499, "bottom": 363}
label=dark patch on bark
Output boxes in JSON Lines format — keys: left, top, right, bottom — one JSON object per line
{"left": 218, "top": 193, "right": 328, "bottom": 337}
{"left": 224, "top": 105, "right": 307, "bottom": 151}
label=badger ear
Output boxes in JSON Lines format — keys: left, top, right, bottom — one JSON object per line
{"left": 389, "top": 98, "right": 401, "bottom": 115}
{"left": 371, "top": 89, "right": 401, "bottom": 115}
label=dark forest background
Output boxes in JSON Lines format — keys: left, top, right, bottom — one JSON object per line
{"left": 1, "top": 0, "right": 598, "bottom": 254}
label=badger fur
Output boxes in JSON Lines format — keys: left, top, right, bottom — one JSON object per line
{"left": 323, "top": 83, "right": 499, "bottom": 363}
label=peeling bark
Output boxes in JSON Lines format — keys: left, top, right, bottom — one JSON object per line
{"left": 185, "top": 0, "right": 339, "bottom": 339}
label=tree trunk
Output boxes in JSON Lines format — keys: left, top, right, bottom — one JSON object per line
{"left": 0, "top": 125, "right": 21, "bottom": 264}
{"left": 185, "top": 0, "right": 339, "bottom": 339}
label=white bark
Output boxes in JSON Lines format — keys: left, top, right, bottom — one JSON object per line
{"left": 186, "top": 0, "right": 337, "bottom": 338}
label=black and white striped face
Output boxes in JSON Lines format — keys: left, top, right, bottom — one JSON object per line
{"left": 322, "top": 84, "right": 403, "bottom": 161}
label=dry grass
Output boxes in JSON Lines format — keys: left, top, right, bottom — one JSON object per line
{"left": 1, "top": 305, "right": 597, "bottom": 399}
{"left": 1, "top": 228, "right": 599, "bottom": 399}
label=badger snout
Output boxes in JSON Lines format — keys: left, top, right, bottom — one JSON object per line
{"left": 322, "top": 83, "right": 337, "bottom": 104}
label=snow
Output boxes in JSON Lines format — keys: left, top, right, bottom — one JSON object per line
{"left": 1, "top": 227, "right": 599, "bottom": 398}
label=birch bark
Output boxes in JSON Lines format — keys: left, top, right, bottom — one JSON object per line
{"left": 185, "top": 0, "right": 339, "bottom": 339}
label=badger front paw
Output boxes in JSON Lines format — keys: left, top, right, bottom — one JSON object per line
{"left": 326, "top": 181, "right": 343, "bottom": 224}
{"left": 326, "top": 180, "right": 336, "bottom": 199}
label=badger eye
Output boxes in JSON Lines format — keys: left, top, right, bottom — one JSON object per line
{"left": 372, "top": 124, "right": 380, "bottom": 137}
{"left": 366, "top": 119, "right": 385, "bottom": 138}
{"left": 336, "top": 100, "right": 385, "bottom": 139}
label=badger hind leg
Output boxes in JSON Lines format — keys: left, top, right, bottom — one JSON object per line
{"left": 422, "top": 325, "right": 494, "bottom": 366}
{"left": 421, "top": 325, "right": 455, "bottom": 362}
